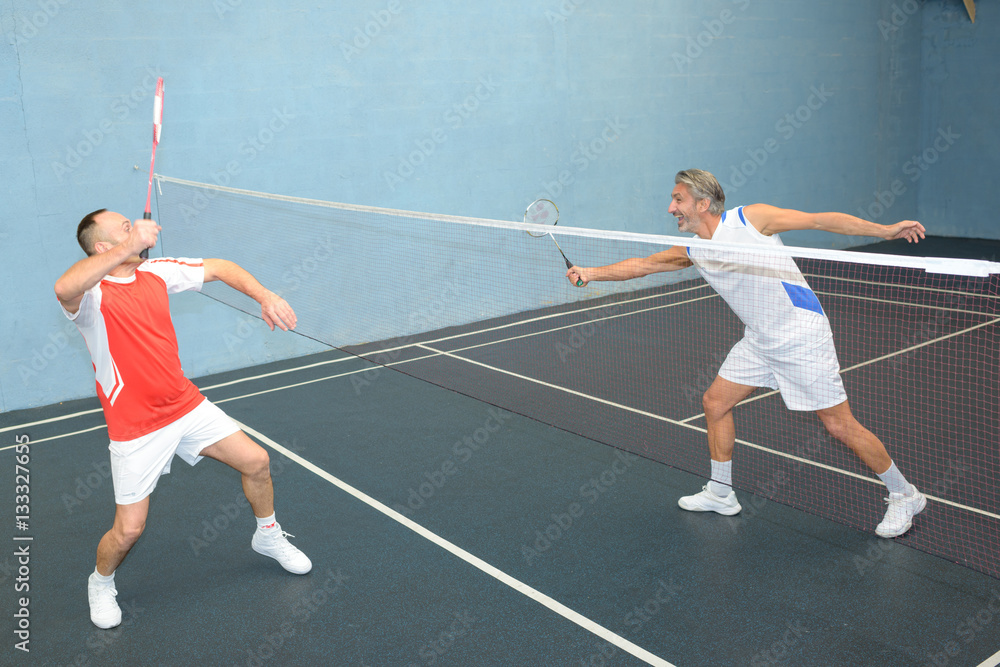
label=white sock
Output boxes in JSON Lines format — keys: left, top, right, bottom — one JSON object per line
{"left": 877, "top": 462, "right": 913, "bottom": 496}
{"left": 708, "top": 459, "right": 733, "bottom": 497}
{"left": 92, "top": 568, "right": 115, "bottom": 585}
{"left": 256, "top": 513, "right": 277, "bottom": 531}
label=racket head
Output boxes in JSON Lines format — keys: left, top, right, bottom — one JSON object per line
{"left": 524, "top": 198, "right": 559, "bottom": 237}
{"left": 141, "top": 77, "right": 164, "bottom": 260}
{"left": 152, "top": 77, "right": 164, "bottom": 145}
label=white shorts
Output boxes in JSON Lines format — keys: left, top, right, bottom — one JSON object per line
{"left": 718, "top": 336, "right": 848, "bottom": 412}
{"left": 109, "top": 399, "right": 241, "bottom": 505}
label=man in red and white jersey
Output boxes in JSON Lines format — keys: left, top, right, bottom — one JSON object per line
{"left": 567, "top": 169, "right": 929, "bottom": 539}
{"left": 55, "top": 209, "right": 311, "bottom": 630}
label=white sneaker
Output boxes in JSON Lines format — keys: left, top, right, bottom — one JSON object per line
{"left": 875, "top": 487, "right": 926, "bottom": 538}
{"left": 252, "top": 524, "right": 312, "bottom": 574}
{"left": 678, "top": 484, "right": 742, "bottom": 516}
{"left": 88, "top": 573, "right": 122, "bottom": 629}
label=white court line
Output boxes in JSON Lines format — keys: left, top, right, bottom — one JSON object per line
{"left": 430, "top": 293, "right": 721, "bottom": 358}
{"left": 412, "top": 286, "right": 997, "bottom": 384}
{"left": 415, "top": 344, "right": 698, "bottom": 430}
{"left": 0, "top": 286, "right": 697, "bottom": 440}
{"left": 288, "top": 282, "right": 995, "bottom": 365}
{"left": 0, "top": 407, "right": 103, "bottom": 434}
{"left": 8, "top": 290, "right": 708, "bottom": 422}
{"left": 197, "top": 353, "right": 366, "bottom": 392}
{"left": 804, "top": 272, "right": 1000, "bottom": 301}
{"left": 286, "top": 280, "right": 994, "bottom": 378}
{"left": 815, "top": 290, "right": 997, "bottom": 316}
{"left": 0, "top": 287, "right": 710, "bottom": 434}
{"left": 0, "top": 353, "right": 370, "bottom": 435}
{"left": 411, "top": 341, "right": 883, "bottom": 489}
{"left": 7, "top": 275, "right": 989, "bottom": 436}
{"left": 0, "top": 424, "right": 108, "bottom": 451}
{"left": 198, "top": 286, "right": 712, "bottom": 393}
{"left": 200, "top": 290, "right": 719, "bottom": 408}
{"left": 210, "top": 365, "right": 376, "bottom": 405}
{"left": 238, "top": 420, "right": 675, "bottom": 667}
{"left": 978, "top": 648, "right": 1000, "bottom": 667}
{"left": 416, "top": 344, "right": 1000, "bottom": 522}
{"left": 0, "top": 357, "right": 371, "bottom": 434}
{"left": 354, "top": 283, "right": 713, "bottom": 359}
{"left": 5, "top": 280, "right": 998, "bottom": 517}
{"left": 10, "top": 306, "right": 994, "bottom": 520}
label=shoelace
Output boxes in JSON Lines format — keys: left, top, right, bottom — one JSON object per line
{"left": 92, "top": 585, "right": 118, "bottom": 608}
{"left": 881, "top": 495, "right": 916, "bottom": 525}
{"left": 276, "top": 532, "right": 297, "bottom": 550}
{"left": 262, "top": 530, "right": 299, "bottom": 553}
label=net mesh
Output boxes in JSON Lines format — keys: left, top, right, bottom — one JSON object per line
{"left": 155, "top": 176, "right": 1000, "bottom": 579}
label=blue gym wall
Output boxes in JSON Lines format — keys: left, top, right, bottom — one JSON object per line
{"left": 917, "top": 2, "right": 998, "bottom": 238}
{"left": 1, "top": 0, "right": 995, "bottom": 412}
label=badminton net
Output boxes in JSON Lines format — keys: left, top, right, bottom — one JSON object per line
{"left": 154, "top": 175, "right": 1000, "bottom": 580}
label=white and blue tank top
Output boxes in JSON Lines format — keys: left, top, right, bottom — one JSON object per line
{"left": 686, "top": 206, "right": 832, "bottom": 352}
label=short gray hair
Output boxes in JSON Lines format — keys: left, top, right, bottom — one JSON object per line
{"left": 675, "top": 169, "right": 725, "bottom": 215}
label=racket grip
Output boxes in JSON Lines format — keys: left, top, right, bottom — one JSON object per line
{"left": 140, "top": 211, "right": 151, "bottom": 259}
{"left": 576, "top": 279, "right": 584, "bottom": 287}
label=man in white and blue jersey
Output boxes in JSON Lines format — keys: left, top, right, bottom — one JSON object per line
{"left": 567, "top": 169, "right": 927, "bottom": 538}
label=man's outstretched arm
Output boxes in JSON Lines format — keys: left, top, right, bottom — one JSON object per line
{"left": 743, "top": 203, "right": 926, "bottom": 242}
{"left": 203, "top": 259, "right": 297, "bottom": 331}
{"left": 567, "top": 245, "right": 692, "bottom": 286}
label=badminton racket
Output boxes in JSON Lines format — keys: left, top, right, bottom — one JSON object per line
{"left": 524, "top": 199, "right": 582, "bottom": 286}
{"left": 140, "top": 77, "right": 164, "bottom": 259}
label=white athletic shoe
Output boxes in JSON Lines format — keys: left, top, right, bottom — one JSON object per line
{"left": 252, "top": 524, "right": 312, "bottom": 574}
{"left": 678, "top": 484, "right": 742, "bottom": 516}
{"left": 88, "top": 572, "right": 122, "bottom": 629}
{"left": 875, "top": 487, "right": 927, "bottom": 538}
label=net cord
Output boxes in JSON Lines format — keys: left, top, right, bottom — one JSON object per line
{"left": 153, "top": 174, "right": 1000, "bottom": 278}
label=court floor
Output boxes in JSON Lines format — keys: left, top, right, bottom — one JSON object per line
{"left": 3, "top": 360, "right": 1000, "bottom": 664}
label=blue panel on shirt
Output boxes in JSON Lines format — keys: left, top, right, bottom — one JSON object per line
{"left": 737, "top": 207, "right": 748, "bottom": 226}
{"left": 781, "top": 281, "right": 824, "bottom": 315}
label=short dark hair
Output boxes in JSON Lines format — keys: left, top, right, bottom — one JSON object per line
{"left": 77, "top": 209, "right": 108, "bottom": 256}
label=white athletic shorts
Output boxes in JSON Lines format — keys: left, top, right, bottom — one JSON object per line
{"left": 109, "top": 399, "right": 241, "bottom": 505}
{"left": 718, "top": 335, "right": 848, "bottom": 412}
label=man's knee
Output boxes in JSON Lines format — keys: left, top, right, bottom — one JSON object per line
{"left": 115, "top": 516, "right": 146, "bottom": 546}
{"left": 249, "top": 445, "right": 271, "bottom": 478}
{"left": 819, "top": 412, "right": 852, "bottom": 442}
{"left": 702, "top": 390, "right": 725, "bottom": 421}
{"left": 209, "top": 433, "right": 272, "bottom": 477}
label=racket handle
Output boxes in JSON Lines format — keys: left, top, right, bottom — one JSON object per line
{"left": 567, "top": 263, "right": 584, "bottom": 287}
{"left": 562, "top": 259, "right": 584, "bottom": 286}
{"left": 140, "top": 211, "right": 151, "bottom": 259}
